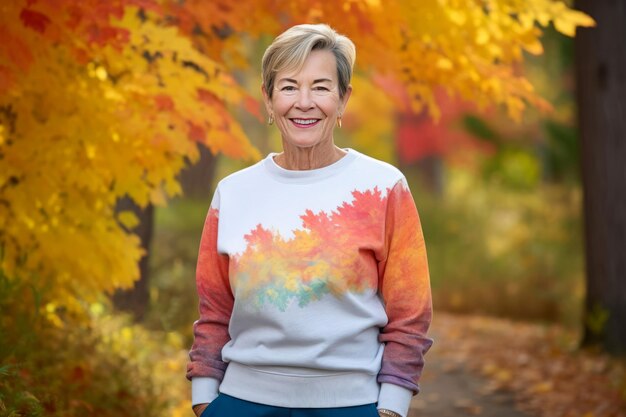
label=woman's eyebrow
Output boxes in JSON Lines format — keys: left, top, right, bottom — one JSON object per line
{"left": 277, "top": 78, "right": 333, "bottom": 84}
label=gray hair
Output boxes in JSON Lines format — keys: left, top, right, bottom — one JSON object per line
{"left": 262, "top": 24, "right": 356, "bottom": 99}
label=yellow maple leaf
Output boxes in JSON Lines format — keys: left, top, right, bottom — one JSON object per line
{"left": 117, "top": 211, "right": 140, "bottom": 229}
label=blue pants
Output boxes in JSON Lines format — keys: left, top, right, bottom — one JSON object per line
{"left": 201, "top": 393, "right": 379, "bottom": 417}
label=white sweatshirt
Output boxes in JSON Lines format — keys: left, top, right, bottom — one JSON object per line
{"left": 186, "top": 148, "right": 433, "bottom": 417}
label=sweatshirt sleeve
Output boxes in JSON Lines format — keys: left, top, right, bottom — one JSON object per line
{"left": 376, "top": 177, "right": 434, "bottom": 417}
{"left": 186, "top": 187, "right": 234, "bottom": 405}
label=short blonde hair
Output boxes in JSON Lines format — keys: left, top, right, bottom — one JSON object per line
{"left": 262, "top": 24, "right": 356, "bottom": 99}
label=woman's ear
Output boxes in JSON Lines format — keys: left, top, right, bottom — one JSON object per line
{"left": 261, "top": 84, "right": 272, "bottom": 114}
{"left": 339, "top": 84, "right": 353, "bottom": 115}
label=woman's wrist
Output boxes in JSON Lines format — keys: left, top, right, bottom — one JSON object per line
{"left": 192, "top": 403, "right": 209, "bottom": 416}
{"left": 378, "top": 408, "right": 403, "bottom": 417}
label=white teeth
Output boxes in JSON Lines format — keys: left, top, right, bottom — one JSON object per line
{"left": 293, "top": 119, "right": 318, "bottom": 125}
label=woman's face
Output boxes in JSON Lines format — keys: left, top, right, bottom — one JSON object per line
{"left": 263, "top": 49, "right": 352, "bottom": 150}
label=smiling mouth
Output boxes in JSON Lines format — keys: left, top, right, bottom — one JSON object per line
{"left": 290, "top": 118, "right": 321, "bottom": 128}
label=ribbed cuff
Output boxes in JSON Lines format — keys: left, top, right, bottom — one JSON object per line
{"left": 377, "top": 383, "right": 413, "bottom": 417}
{"left": 191, "top": 377, "right": 220, "bottom": 406}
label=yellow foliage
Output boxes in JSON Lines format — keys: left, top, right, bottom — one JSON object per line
{"left": 0, "top": 3, "right": 261, "bottom": 316}
{"left": 343, "top": 0, "right": 594, "bottom": 121}
{"left": 0, "top": 0, "right": 593, "bottom": 317}
{"left": 169, "top": 0, "right": 593, "bottom": 122}
{"left": 118, "top": 211, "right": 140, "bottom": 229}
{"left": 343, "top": 75, "right": 396, "bottom": 162}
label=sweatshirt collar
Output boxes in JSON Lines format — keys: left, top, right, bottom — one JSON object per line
{"left": 263, "top": 148, "right": 358, "bottom": 184}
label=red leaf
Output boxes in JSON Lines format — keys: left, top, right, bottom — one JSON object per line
{"left": 65, "top": 5, "right": 83, "bottom": 31}
{"left": 71, "top": 365, "right": 85, "bottom": 380}
{"left": 19, "top": 8, "right": 51, "bottom": 34}
{"left": 395, "top": 90, "right": 487, "bottom": 163}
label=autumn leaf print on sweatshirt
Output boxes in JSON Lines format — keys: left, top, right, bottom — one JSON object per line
{"left": 228, "top": 182, "right": 424, "bottom": 312}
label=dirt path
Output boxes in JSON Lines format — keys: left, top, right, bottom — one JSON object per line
{"left": 408, "top": 349, "right": 532, "bottom": 417}
{"left": 408, "top": 316, "right": 532, "bottom": 417}
{"left": 407, "top": 312, "right": 625, "bottom": 417}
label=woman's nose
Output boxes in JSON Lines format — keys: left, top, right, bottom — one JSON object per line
{"left": 295, "top": 89, "right": 315, "bottom": 109}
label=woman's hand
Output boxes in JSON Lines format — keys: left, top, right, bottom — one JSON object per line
{"left": 192, "top": 403, "right": 209, "bottom": 417}
{"left": 378, "top": 409, "right": 402, "bottom": 417}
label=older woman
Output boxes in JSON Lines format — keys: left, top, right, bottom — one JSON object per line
{"left": 186, "top": 24, "right": 433, "bottom": 417}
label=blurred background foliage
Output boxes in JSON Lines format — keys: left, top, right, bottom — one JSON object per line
{"left": 0, "top": 1, "right": 604, "bottom": 416}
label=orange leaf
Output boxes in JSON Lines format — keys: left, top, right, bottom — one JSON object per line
{"left": 197, "top": 88, "right": 221, "bottom": 106}
{"left": 244, "top": 95, "right": 263, "bottom": 122}
{"left": 85, "top": 25, "right": 130, "bottom": 49}
{"left": 0, "top": 65, "right": 15, "bottom": 91}
{"left": 0, "top": 27, "right": 34, "bottom": 70}
{"left": 187, "top": 121, "right": 205, "bottom": 142}
{"left": 154, "top": 94, "right": 175, "bottom": 111}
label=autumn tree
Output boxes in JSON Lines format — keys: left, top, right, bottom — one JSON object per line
{"left": 0, "top": 0, "right": 259, "bottom": 321}
{"left": 0, "top": 0, "right": 593, "bottom": 323}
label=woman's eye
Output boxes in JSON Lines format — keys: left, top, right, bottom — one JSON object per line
{"left": 281, "top": 86, "right": 296, "bottom": 91}
{"left": 314, "top": 86, "right": 329, "bottom": 91}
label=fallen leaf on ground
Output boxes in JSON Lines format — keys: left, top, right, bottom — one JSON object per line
{"left": 429, "top": 313, "right": 626, "bottom": 417}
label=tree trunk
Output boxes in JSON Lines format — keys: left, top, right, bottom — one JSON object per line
{"left": 398, "top": 156, "right": 444, "bottom": 197}
{"left": 178, "top": 144, "right": 218, "bottom": 199}
{"left": 111, "top": 196, "right": 153, "bottom": 321}
{"left": 575, "top": 0, "right": 626, "bottom": 354}
{"left": 110, "top": 145, "right": 217, "bottom": 320}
